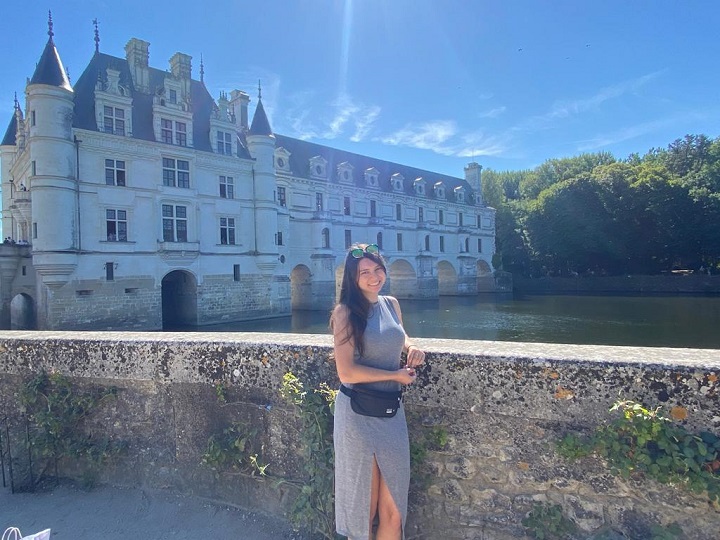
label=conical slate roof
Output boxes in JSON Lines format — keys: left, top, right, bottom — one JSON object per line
{"left": 1, "top": 113, "right": 17, "bottom": 146}
{"left": 29, "top": 37, "right": 72, "bottom": 91}
{"left": 249, "top": 99, "right": 272, "bottom": 136}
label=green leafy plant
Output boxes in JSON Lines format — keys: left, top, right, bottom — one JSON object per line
{"left": 409, "top": 424, "right": 449, "bottom": 489}
{"left": 649, "top": 522, "right": 683, "bottom": 540}
{"left": 279, "top": 371, "right": 339, "bottom": 539}
{"left": 521, "top": 503, "right": 577, "bottom": 539}
{"left": 202, "top": 423, "right": 267, "bottom": 475}
{"left": 20, "top": 370, "right": 126, "bottom": 487}
{"left": 558, "top": 399, "right": 720, "bottom": 504}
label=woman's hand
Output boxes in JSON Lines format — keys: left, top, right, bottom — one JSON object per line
{"left": 405, "top": 345, "right": 425, "bottom": 368}
{"left": 395, "top": 367, "right": 418, "bottom": 385}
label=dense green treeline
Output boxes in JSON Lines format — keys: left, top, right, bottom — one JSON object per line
{"left": 483, "top": 134, "right": 720, "bottom": 277}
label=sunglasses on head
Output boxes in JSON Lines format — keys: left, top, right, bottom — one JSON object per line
{"left": 350, "top": 244, "right": 380, "bottom": 259}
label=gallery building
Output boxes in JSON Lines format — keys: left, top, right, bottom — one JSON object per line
{"left": 0, "top": 18, "right": 496, "bottom": 330}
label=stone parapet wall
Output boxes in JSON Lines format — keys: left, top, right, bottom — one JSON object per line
{"left": 514, "top": 274, "right": 720, "bottom": 294}
{"left": 1, "top": 333, "right": 719, "bottom": 539}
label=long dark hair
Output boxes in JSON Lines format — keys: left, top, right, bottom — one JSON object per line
{"left": 332, "top": 243, "right": 387, "bottom": 357}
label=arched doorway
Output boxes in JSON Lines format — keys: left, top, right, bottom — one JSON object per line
{"left": 290, "top": 264, "right": 313, "bottom": 310}
{"left": 10, "top": 293, "right": 35, "bottom": 330}
{"left": 438, "top": 260, "right": 458, "bottom": 296}
{"left": 161, "top": 270, "right": 198, "bottom": 329}
{"left": 387, "top": 259, "right": 415, "bottom": 298}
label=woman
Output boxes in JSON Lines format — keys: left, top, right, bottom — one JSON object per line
{"left": 331, "top": 243, "right": 425, "bottom": 540}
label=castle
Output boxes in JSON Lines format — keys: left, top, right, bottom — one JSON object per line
{"left": 0, "top": 16, "right": 496, "bottom": 331}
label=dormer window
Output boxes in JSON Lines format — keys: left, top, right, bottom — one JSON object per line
{"left": 391, "top": 173, "right": 404, "bottom": 192}
{"left": 434, "top": 181, "right": 446, "bottom": 200}
{"left": 275, "top": 147, "right": 291, "bottom": 172}
{"left": 365, "top": 167, "right": 379, "bottom": 188}
{"left": 310, "top": 156, "right": 328, "bottom": 179}
{"left": 414, "top": 177, "right": 426, "bottom": 196}
{"left": 470, "top": 191, "right": 482, "bottom": 205}
{"left": 337, "top": 162, "right": 354, "bottom": 184}
{"left": 169, "top": 89, "right": 177, "bottom": 104}
{"left": 454, "top": 186, "right": 466, "bottom": 204}
{"left": 217, "top": 130, "right": 233, "bottom": 155}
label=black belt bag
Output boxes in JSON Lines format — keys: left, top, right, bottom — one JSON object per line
{"left": 340, "top": 384, "right": 402, "bottom": 418}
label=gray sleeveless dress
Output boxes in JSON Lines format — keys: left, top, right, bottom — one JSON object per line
{"left": 334, "top": 295, "right": 410, "bottom": 539}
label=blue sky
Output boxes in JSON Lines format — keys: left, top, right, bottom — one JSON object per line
{"left": 2, "top": 0, "right": 719, "bottom": 177}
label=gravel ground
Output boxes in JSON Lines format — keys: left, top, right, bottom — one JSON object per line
{"left": 1, "top": 484, "right": 303, "bottom": 539}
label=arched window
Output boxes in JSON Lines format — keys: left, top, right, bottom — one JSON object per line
{"left": 322, "top": 228, "right": 330, "bottom": 249}
{"left": 377, "top": 232, "right": 383, "bottom": 249}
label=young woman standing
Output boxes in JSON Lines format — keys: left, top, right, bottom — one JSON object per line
{"left": 331, "top": 243, "right": 425, "bottom": 539}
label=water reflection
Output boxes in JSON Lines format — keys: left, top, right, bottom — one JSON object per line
{"left": 181, "top": 294, "right": 720, "bottom": 349}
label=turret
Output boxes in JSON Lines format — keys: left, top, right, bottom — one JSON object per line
{"left": 26, "top": 12, "right": 78, "bottom": 285}
{"left": 246, "top": 84, "right": 278, "bottom": 272}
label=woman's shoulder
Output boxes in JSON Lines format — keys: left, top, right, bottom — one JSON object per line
{"left": 331, "top": 303, "right": 350, "bottom": 320}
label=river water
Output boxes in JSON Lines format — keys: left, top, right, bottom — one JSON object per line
{"left": 189, "top": 294, "right": 720, "bottom": 349}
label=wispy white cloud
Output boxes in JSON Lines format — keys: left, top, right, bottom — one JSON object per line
{"left": 478, "top": 106, "right": 506, "bottom": 119}
{"left": 516, "top": 70, "right": 666, "bottom": 133}
{"left": 380, "top": 121, "right": 507, "bottom": 157}
{"left": 281, "top": 91, "right": 381, "bottom": 142}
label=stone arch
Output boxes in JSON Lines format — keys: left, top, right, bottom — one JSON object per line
{"left": 291, "top": 264, "right": 313, "bottom": 310}
{"left": 477, "top": 260, "right": 492, "bottom": 276}
{"left": 438, "top": 260, "right": 458, "bottom": 296}
{"left": 161, "top": 270, "right": 198, "bottom": 329}
{"left": 10, "top": 293, "right": 36, "bottom": 330}
{"left": 387, "top": 259, "right": 416, "bottom": 299}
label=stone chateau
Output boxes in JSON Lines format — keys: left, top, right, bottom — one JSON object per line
{"left": 0, "top": 16, "right": 496, "bottom": 331}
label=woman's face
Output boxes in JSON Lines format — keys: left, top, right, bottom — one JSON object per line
{"left": 355, "top": 257, "right": 386, "bottom": 300}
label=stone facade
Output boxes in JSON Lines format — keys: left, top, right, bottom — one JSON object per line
{"left": 0, "top": 20, "right": 496, "bottom": 331}
{"left": 1, "top": 332, "right": 718, "bottom": 539}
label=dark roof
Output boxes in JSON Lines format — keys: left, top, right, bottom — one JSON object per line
{"left": 72, "top": 51, "right": 251, "bottom": 158}
{"left": 1, "top": 113, "right": 17, "bottom": 146}
{"left": 273, "top": 134, "right": 473, "bottom": 201}
{"left": 249, "top": 99, "right": 272, "bottom": 136}
{"left": 29, "top": 38, "right": 72, "bottom": 91}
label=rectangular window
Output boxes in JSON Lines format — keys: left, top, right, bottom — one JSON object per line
{"left": 169, "top": 89, "right": 177, "bottom": 104}
{"left": 477, "top": 215, "right": 482, "bottom": 228}
{"left": 370, "top": 200, "right": 377, "bottom": 218}
{"left": 419, "top": 207, "right": 424, "bottom": 223}
{"left": 277, "top": 186, "right": 287, "bottom": 207}
{"left": 440, "top": 236, "right": 445, "bottom": 252}
{"left": 217, "top": 131, "right": 232, "bottom": 155}
{"left": 316, "top": 193, "right": 324, "bottom": 211}
{"left": 161, "top": 119, "right": 173, "bottom": 144}
{"left": 105, "top": 262, "right": 114, "bottom": 281}
{"left": 275, "top": 231, "right": 283, "bottom": 246}
{"left": 397, "top": 233, "right": 403, "bottom": 251}
{"left": 106, "top": 209, "right": 128, "bottom": 241}
{"left": 219, "top": 175, "right": 234, "bottom": 199}
{"left": 439, "top": 210, "right": 444, "bottom": 225}
{"left": 163, "top": 158, "right": 190, "bottom": 188}
{"left": 343, "top": 196, "right": 351, "bottom": 216}
{"left": 162, "top": 204, "right": 187, "bottom": 242}
{"left": 396, "top": 204, "right": 402, "bottom": 220}
{"left": 104, "top": 106, "right": 125, "bottom": 135}
{"left": 459, "top": 213, "right": 463, "bottom": 227}
{"left": 33, "top": 223, "right": 37, "bottom": 239}
{"left": 175, "top": 122, "right": 187, "bottom": 146}
{"left": 233, "top": 264, "right": 241, "bottom": 281}
{"left": 105, "top": 159, "right": 126, "bottom": 186}
{"left": 478, "top": 238, "right": 482, "bottom": 253}
{"left": 31, "top": 161, "right": 36, "bottom": 176}
{"left": 344, "top": 229, "right": 352, "bottom": 248}
{"left": 220, "top": 217, "right": 236, "bottom": 245}
{"left": 31, "top": 110, "right": 36, "bottom": 126}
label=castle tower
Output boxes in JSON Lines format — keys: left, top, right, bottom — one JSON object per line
{"left": 246, "top": 85, "right": 279, "bottom": 274}
{"left": 25, "top": 14, "right": 78, "bottom": 286}
{"left": 464, "top": 162, "right": 483, "bottom": 205}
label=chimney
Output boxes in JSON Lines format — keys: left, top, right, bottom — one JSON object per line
{"left": 125, "top": 38, "right": 150, "bottom": 93}
{"left": 464, "top": 161, "right": 482, "bottom": 193}
{"left": 229, "top": 89, "right": 250, "bottom": 131}
{"left": 169, "top": 52, "right": 192, "bottom": 80}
